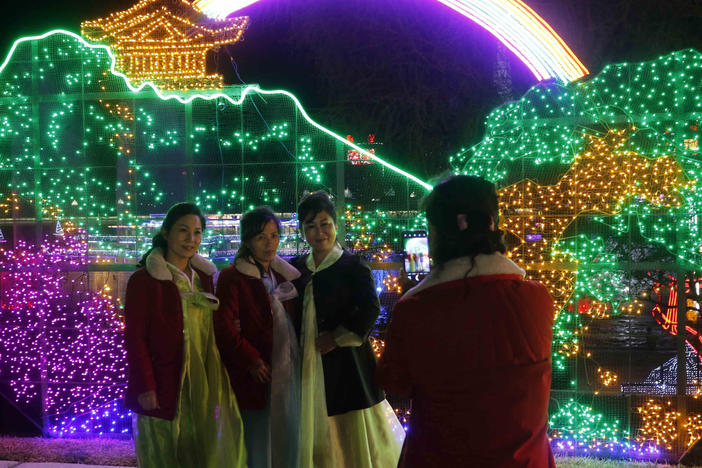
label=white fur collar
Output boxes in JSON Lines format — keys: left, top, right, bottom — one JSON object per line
{"left": 403, "top": 253, "right": 525, "bottom": 299}
{"left": 234, "top": 255, "right": 301, "bottom": 281}
{"left": 145, "top": 247, "right": 217, "bottom": 281}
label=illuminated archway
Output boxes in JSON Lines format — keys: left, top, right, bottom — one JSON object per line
{"left": 193, "top": 0, "right": 589, "bottom": 83}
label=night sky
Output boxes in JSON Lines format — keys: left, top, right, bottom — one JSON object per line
{"left": 1, "top": 0, "right": 701, "bottom": 178}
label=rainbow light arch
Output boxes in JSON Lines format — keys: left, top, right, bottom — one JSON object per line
{"left": 193, "top": 0, "right": 589, "bottom": 83}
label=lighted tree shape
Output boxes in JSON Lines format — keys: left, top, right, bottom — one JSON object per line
{"left": 0, "top": 233, "right": 128, "bottom": 436}
{"left": 451, "top": 49, "right": 702, "bottom": 455}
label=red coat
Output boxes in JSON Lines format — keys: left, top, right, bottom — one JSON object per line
{"left": 376, "top": 253, "right": 555, "bottom": 468}
{"left": 124, "top": 250, "right": 218, "bottom": 420}
{"left": 214, "top": 256, "right": 300, "bottom": 410}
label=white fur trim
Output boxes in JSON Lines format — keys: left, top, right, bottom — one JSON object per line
{"left": 403, "top": 253, "right": 525, "bottom": 299}
{"left": 234, "top": 255, "right": 301, "bottom": 281}
{"left": 145, "top": 247, "right": 217, "bottom": 281}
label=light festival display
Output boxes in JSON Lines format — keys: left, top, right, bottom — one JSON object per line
{"left": 0, "top": 24, "right": 429, "bottom": 436}
{"left": 0, "top": 0, "right": 699, "bottom": 461}
{"left": 81, "top": 0, "right": 250, "bottom": 90}
{"left": 0, "top": 229, "right": 128, "bottom": 436}
{"left": 453, "top": 48, "right": 702, "bottom": 458}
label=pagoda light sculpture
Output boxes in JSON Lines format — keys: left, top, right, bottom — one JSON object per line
{"left": 81, "top": 0, "right": 249, "bottom": 90}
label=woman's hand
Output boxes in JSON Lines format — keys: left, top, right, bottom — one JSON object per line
{"left": 249, "top": 358, "right": 271, "bottom": 384}
{"left": 138, "top": 390, "right": 159, "bottom": 411}
{"left": 316, "top": 331, "right": 337, "bottom": 355}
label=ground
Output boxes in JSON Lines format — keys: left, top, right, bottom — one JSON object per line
{"left": 0, "top": 437, "right": 696, "bottom": 467}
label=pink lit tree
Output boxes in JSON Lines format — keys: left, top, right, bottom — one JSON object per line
{"left": 0, "top": 232, "right": 130, "bottom": 436}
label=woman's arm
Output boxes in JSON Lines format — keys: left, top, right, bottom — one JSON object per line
{"left": 376, "top": 301, "right": 412, "bottom": 397}
{"left": 124, "top": 273, "right": 158, "bottom": 403}
{"left": 338, "top": 257, "right": 381, "bottom": 341}
{"left": 214, "top": 269, "right": 263, "bottom": 373}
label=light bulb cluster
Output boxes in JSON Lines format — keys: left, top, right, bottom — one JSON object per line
{"left": 382, "top": 273, "right": 402, "bottom": 295}
{"left": 369, "top": 336, "right": 385, "bottom": 360}
{"left": 636, "top": 400, "right": 682, "bottom": 450}
{"left": 0, "top": 234, "right": 126, "bottom": 436}
{"left": 80, "top": 0, "right": 249, "bottom": 90}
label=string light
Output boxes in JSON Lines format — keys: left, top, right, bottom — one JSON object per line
{"left": 81, "top": 0, "right": 249, "bottom": 90}
{"left": 636, "top": 400, "right": 680, "bottom": 450}
{"left": 0, "top": 20, "right": 700, "bottom": 460}
{"left": 597, "top": 368, "right": 618, "bottom": 387}
{"left": 382, "top": 273, "right": 403, "bottom": 294}
{"left": 370, "top": 336, "right": 385, "bottom": 359}
{"left": 0, "top": 233, "right": 127, "bottom": 436}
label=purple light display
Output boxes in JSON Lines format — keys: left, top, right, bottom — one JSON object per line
{"left": 0, "top": 232, "right": 130, "bottom": 436}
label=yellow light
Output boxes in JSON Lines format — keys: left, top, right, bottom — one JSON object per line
{"left": 369, "top": 336, "right": 385, "bottom": 359}
{"left": 81, "top": 0, "right": 249, "bottom": 90}
{"left": 499, "top": 128, "right": 692, "bottom": 361}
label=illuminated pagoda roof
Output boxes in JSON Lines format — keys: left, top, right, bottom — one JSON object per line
{"left": 81, "top": 0, "right": 249, "bottom": 90}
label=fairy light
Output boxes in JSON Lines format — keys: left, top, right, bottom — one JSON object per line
{"left": 383, "top": 273, "right": 403, "bottom": 294}
{"left": 597, "top": 368, "right": 618, "bottom": 387}
{"left": 372, "top": 246, "right": 394, "bottom": 262}
{"left": 500, "top": 128, "right": 690, "bottom": 314}
{"left": 636, "top": 400, "right": 680, "bottom": 451}
{"left": 0, "top": 234, "right": 128, "bottom": 436}
{"left": 549, "top": 399, "right": 622, "bottom": 445}
{"left": 370, "top": 336, "right": 385, "bottom": 359}
{"left": 81, "top": 0, "right": 249, "bottom": 90}
{"left": 686, "top": 413, "right": 702, "bottom": 447}
{"left": 449, "top": 48, "right": 702, "bottom": 458}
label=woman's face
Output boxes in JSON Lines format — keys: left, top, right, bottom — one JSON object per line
{"left": 164, "top": 214, "right": 203, "bottom": 263}
{"left": 303, "top": 211, "right": 337, "bottom": 256}
{"left": 247, "top": 220, "right": 280, "bottom": 268}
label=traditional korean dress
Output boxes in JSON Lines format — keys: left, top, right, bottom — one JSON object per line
{"left": 293, "top": 245, "right": 405, "bottom": 468}
{"left": 214, "top": 255, "right": 302, "bottom": 468}
{"left": 131, "top": 259, "right": 247, "bottom": 468}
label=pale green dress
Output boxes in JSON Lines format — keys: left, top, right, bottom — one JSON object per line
{"left": 299, "top": 246, "right": 405, "bottom": 468}
{"left": 133, "top": 263, "right": 248, "bottom": 468}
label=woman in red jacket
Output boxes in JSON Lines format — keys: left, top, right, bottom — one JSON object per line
{"left": 214, "top": 207, "right": 302, "bottom": 468}
{"left": 376, "top": 175, "right": 555, "bottom": 468}
{"left": 124, "top": 202, "right": 246, "bottom": 468}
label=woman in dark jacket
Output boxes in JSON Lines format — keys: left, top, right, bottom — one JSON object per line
{"left": 376, "top": 175, "right": 555, "bottom": 468}
{"left": 124, "top": 202, "right": 246, "bottom": 468}
{"left": 215, "top": 207, "right": 301, "bottom": 468}
{"left": 290, "top": 191, "right": 404, "bottom": 468}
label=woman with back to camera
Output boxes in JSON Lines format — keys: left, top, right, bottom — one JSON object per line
{"left": 214, "top": 206, "right": 302, "bottom": 468}
{"left": 376, "top": 175, "right": 555, "bottom": 468}
{"left": 290, "top": 191, "right": 405, "bottom": 468}
{"left": 124, "top": 202, "right": 247, "bottom": 468}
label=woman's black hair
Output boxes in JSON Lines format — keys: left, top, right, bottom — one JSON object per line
{"left": 137, "top": 202, "right": 207, "bottom": 267}
{"left": 234, "top": 206, "right": 281, "bottom": 275}
{"left": 423, "top": 175, "right": 506, "bottom": 266}
{"left": 297, "top": 191, "right": 337, "bottom": 227}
